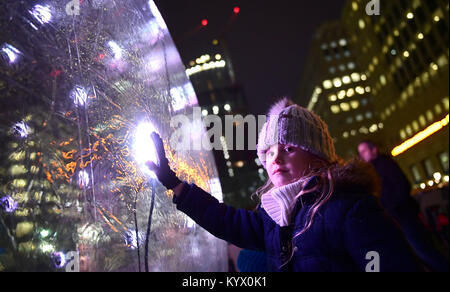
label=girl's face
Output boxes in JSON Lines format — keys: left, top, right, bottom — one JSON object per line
{"left": 266, "top": 143, "right": 325, "bottom": 187}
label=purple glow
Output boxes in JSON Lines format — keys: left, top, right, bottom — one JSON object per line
{"left": 78, "top": 170, "right": 90, "bottom": 188}
{"left": 51, "top": 252, "right": 66, "bottom": 268}
{"left": 133, "top": 122, "right": 158, "bottom": 178}
{"left": 29, "top": 4, "right": 52, "bottom": 25}
{"left": 70, "top": 85, "right": 88, "bottom": 106}
{"left": 1, "top": 43, "right": 21, "bottom": 64}
{"left": 13, "top": 121, "right": 30, "bottom": 138}
{"left": 0, "top": 196, "right": 18, "bottom": 213}
{"left": 124, "top": 230, "right": 140, "bottom": 250}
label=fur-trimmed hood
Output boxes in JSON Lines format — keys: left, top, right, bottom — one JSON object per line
{"left": 330, "top": 159, "right": 381, "bottom": 198}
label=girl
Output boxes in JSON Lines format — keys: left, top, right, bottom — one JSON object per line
{"left": 147, "top": 98, "right": 424, "bottom": 272}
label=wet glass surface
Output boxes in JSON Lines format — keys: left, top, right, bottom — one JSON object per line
{"left": 0, "top": 0, "right": 227, "bottom": 271}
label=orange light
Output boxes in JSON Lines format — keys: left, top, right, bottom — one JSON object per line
{"left": 392, "top": 114, "right": 449, "bottom": 156}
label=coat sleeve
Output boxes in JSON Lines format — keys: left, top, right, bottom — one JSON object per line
{"left": 172, "top": 182, "right": 266, "bottom": 251}
{"left": 343, "top": 195, "right": 424, "bottom": 272}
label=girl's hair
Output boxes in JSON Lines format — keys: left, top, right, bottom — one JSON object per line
{"left": 251, "top": 159, "right": 340, "bottom": 268}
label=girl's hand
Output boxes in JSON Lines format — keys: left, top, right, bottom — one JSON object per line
{"left": 146, "top": 132, "right": 182, "bottom": 190}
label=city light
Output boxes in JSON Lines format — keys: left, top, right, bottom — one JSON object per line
{"left": 29, "top": 4, "right": 52, "bottom": 25}
{"left": 392, "top": 114, "right": 449, "bottom": 157}
{"left": 201, "top": 19, "right": 208, "bottom": 26}
{"left": 12, "top": 121, "right": 30, "bottom": 138}
{"left": 224, "top": 104, "right": 231, "bottom": 112}
{"left": 186, "top": 60, "right": 226, "bottom": 76}
{"left": 1, "top": 43, "right": 21, "bottom": 64}
{"left": 133, "top": 122, "right": 158, "bottom": 178}
{"left": 70, "top": 85, "right": 88, "bottom": 106}
{"left": 406, "top": 12, "right": 414, "bottom": 19}
{"left": 108, "top": 41, "right": 123, "bottom": 60}
{"left": 212, "top": 105, "right": 219, "bottom": 115}
{"left": 233, "top": 7, "right": 240, "bottom": 14}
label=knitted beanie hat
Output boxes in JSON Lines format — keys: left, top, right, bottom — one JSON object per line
{"left": 257, "top": 98, "right": 338, "bottom": 168}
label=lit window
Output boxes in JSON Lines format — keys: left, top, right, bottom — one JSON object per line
{"left": 342, "top": 76, "right": 351, "bottom": 84}
{"left": 323, "top": 80, "right": 333, "bottom": 89}
{"left": 340, "top": 103, "right": 350, "bottom": 111}
{"left": 426, "top": 110, "right": 434, "bottom": 122}
{"left": 423, "top": 158, "right": 436, "bottom": 178}
{"left": 406, "top": 12, "right": 414, "bottom": 19}
{"left": 338, "top": 90, "right": 346, "bottom": 100}
{"left": 356, "top": 86, "right": 365, "bottom": 95}
{"left": 352, "top": 2, "right": 358, "bottom": 11}
{"left": 347, "top": 88, "right": 355, "bottom": 97}
{"left": 380, "top": 75, "right": 387, "bottom": 85}
{"left": 410, "top": 165, "right": 422, "bottom": 183}
{"left": 400, "top": 129, "right": 406, "bottom": 139}
{"left": 435, "top": 104, "right": 442, "bottom": 115}
{"left": 358, "top": 19, "right": 365, "bottom": 29}
{"left": 330, "top": 105, "right": 340, "bottom": 114}
{"left": 329, "top": 95, "right": 337, "bottom": 102}
{"left": 351, "top": 130, "right": 357, "bottom": 136}
{"left": 333, "top": 78, "right": 342, "bottom": 88}
{"left": 443, "top": 97, "right": 449, "bottom": 110}
{"left": 419, "top": 115, "right": 427, "bottom": 127}
{"left": 406, "top": 125, "right": 413, "bottom": 136}
{"left": 417, "top": 33, "right": 424, "bottom": 40}
{"left": 365, "top": 111, "right": 373, "bottom": 119}
{"left": 348, "top": 62, "right": 355, "bottom": 70}
{"left": 356, "top": 114, "right": 363, "bottom": 121}
{"left": 369, "top": 124, "right": 378, "bottom": 133}
{"left": 434, "top": 16, "right": 440, "bottom": 22}
{"left": 403, "top": 51, "right": 410, "bottom": 58}
{"left": 343, "top": 131, "right": 349, "bottom": 138}
{"left": 438, "top": 152, "right": 449, "bottom": 172}
{"left": 412, "top": 121, "right": 419, "bottom": 132}
{"left": 339, "top": 39, "right": 347, "bottom": 46}
{"left": 350, "top": 100, "right": 360, "bottom": 109}
{"left": 351, "top": 73, "right": 360, "bottom": 82}
{"left": 365, "top": 86, "right": 371, "bottom": 92}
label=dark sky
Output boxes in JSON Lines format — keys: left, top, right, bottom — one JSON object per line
{"left": 155, "top": 0, "right": 347, "bottom": 115}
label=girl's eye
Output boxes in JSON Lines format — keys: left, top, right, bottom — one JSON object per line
{"left": 284, "top": 146, "right": 294, "bottom": 152}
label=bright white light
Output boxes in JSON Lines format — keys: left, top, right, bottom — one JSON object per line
{"left": 444, "top": 175, "right": 449, "bottom": 183}
{"left": 40, "top": 229, "right": 50, "bottom": 238}
{"left": 170, "top": 86, "right": 188, "bottom": 111}
{"left": 70, "top": 85, "right": 88, "bottom": 106}
{"left": 108, "top": 41, "right": 123, "bottom": 60}
{"left": 1, "top": 43, "right": 21, "bottom": 64}
{"left": 133, "top": 122, "right": 158, "bottom": 178}
{"left": 29, "top": 4, "right": 52, "bottom": 25}
{"left": 213, "top": 106, "right": 219, "bottom": 115}
{"left": 13, "top": 121, "right": 30, "bottom": 138}
{"left": 78, "top": 170, "right": 90, "bottom": 188}
{"left": 209, "top": 178, "right": 223, "bottom": 202}
{"left": 224, "top": 104, "right": 231, "bottom": 111}
{"left": 148, "top": 0, "right": 168, "bottom": 30}
{"left": 124, "top": 230, "right": 141, "bottom": 249}
{"left": 420, "top": 183, "right": 426, "bottom": 189}
{"left": 433, "top": 172, "right": 442, "bottom": 181}
{"left": 40, "top": 242, "right": 55, "bottom": 253}
{"left": 202, "top": 109, "right": 208, "bottom": 116}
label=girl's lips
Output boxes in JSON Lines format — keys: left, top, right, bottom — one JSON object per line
{"left": 272, "top": 169, "right": 288, "bottom": 175}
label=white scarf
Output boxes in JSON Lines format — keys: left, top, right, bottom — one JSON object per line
{"left": 261, "top": 178, "right": 308, "bottom": 227}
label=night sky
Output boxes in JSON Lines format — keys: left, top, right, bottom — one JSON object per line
{"left": 155, "top": 0, "right": 347, "bottom": 115}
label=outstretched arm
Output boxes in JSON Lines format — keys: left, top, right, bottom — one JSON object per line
{"left": 146, "top": 132, "right": 266, "bottom": 251}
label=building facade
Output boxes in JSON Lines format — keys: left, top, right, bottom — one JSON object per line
{"left": 185, "top": 40, "right": 265, "bottom": 209}
{"left": 299, "top": 0, "right": 449, "bottom": 191}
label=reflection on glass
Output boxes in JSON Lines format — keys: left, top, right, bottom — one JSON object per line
{"left": 0, "top": 0, "right": 226, "bottom": 272}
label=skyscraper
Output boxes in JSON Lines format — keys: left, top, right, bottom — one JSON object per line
{"left": 299, "top": 0, "right": 449, "bottom": 191}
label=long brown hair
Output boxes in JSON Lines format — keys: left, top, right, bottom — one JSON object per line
{"left": 252, "top": 161, "right": 340, "bottom": 267}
